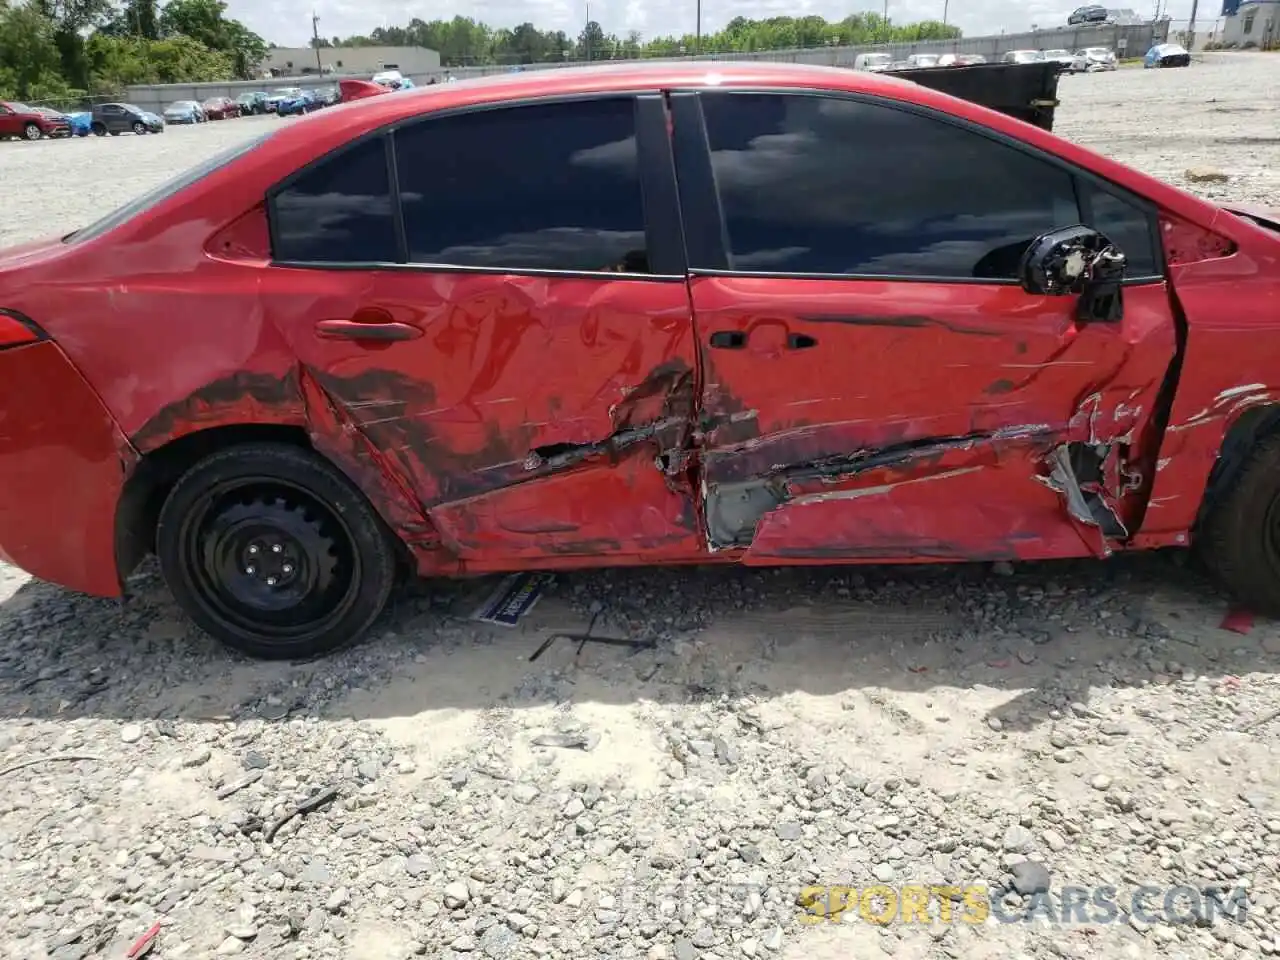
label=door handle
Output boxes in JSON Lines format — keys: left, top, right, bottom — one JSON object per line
{"left": 315, "top": 319, "right": 423, "bottom": 342}
{"left": 787, "top": 333, "right": 817, "bottom": 350}
{"left": 708, "top": 330, "right": 747, "bottom": 349}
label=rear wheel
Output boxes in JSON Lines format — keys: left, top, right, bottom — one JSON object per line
{"left": 22, "top": 123, "right": 41, "bottom": 141}
{"left": 91, "top": 122, "right": 106, "bottom": 136}
{"left": 1201, "top": 434, "right": 1280, "bottom": 616}
{"left": 156, "top": 443, "right": 398, "bottom": 660}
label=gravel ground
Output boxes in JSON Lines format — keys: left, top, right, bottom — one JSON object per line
{"left": 1, "top": 54, "right": 1278, "bottom": 960}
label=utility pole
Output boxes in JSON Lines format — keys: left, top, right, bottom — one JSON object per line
{"left": 695, "top": 0, "right": 702, "bottom": 55}
{"left": 942, "top": 0, "right": 949, "bottom": 28}
{"left": 585, "top": 0, "right": 591, "bottom": 61}
{"left": 312, "top": 12, "right": 323, "bottom": 74}
{"left": 1186, "top": 0, "right": 1199, "bottom": 48}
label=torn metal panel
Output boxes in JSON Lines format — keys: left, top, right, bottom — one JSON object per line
{"left": 297, "top": 366, "right": 446, "bottom": 557}
{"left": 689, "top": 276, "right": 1180, "bottom": 557}
{"left": 427, "top": 451, "right": 704, "bottom": 565}
{"left": 741, "top": 451, "right": 1097, "bottom": 564}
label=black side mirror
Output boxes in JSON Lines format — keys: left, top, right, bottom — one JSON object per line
{"left": 1019, "top": 225, "right": 1127, "bottom": 322}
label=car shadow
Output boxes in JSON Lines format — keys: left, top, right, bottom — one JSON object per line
{"left": 0, "top": 551, "right": 1276, "bottom": 736}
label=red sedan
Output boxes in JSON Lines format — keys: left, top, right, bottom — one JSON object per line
{"left": 1, "top": 62, "right": 1278, "bottom": 660}
{"left": 201, "top": 96, "right": 241, "bottom": 120}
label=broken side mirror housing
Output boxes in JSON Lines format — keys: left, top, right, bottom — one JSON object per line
{"left": 1019, "top": 225, "right": 1127, "bottom": 323}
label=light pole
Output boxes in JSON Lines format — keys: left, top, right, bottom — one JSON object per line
{"left": 942, "top": 0, "right": 949, "bottom": 28}
{"left": 695, "top": 0, "right": 702, "bottom": 55}
{"left": 312, "top": 12, "right": 322, "bottom": 74}
{"left": 585, "top": 0, "right": 591, "bottom": 61}
{"left": 882, "top": 0, "right": 890, "bottom": 43}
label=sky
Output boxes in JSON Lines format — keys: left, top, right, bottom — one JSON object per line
{"left": 224, "top": 0, "right": 1201, "bottom": 49}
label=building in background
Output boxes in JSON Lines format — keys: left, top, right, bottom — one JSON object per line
{"left": 258, "top": 46, "right": 441, "bottom": 79}
{"left": 1219, "top": 0, "right": 1279, "bottom": 45}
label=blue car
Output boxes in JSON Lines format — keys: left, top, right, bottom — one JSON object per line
{"left": 272, "top": 88, "right": 321, "bottom": 116}
{"left": 63, "top": 110, "right": 92, "bottom": 136}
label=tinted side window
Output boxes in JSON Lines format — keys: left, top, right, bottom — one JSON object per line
{"left": 699, "top": 92, "right": 1081, "bottom": 279}
{"left": 1083, "top": 185, "right": 1160, "bottom": 277}
{"left": 394, "top": 98, "right": 650, "bottom": 273}
{"left": 272, "top": 135, "right": 399, "bottom": 263}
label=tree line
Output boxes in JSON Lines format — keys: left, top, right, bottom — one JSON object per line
{"left": 1, "top": 1, "right": 961, "bottom": 106}
{"left": 0, "top": 0, "right": 265, "bottom": 102}
{"left": 316, "top": 14, "right": 960, "bottom": 66}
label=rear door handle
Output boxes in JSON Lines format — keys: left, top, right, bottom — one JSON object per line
{"left": 787, "top": 333, "right": 817, "bottom": 350}
{"left": 708, "top": 330, "right": 747, "bottom": 349}
{"left": 315, "top": 319, "right": 423, "bottom": 342}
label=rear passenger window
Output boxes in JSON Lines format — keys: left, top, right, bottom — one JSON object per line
{"left": 1083, "top": 186, "right": 1161, "bottom": 278}
{"left": 271, "top": 136, "right": 399, "bottom": 263}
{"left": 393, "top": 98, "right": 650, "bottom": 273}
{"left": 698, "top": 92, "right": 1081, "bottom": 279}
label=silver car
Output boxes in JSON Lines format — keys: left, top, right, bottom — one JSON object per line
{"left": 1073, "top": 46, "right": 1118, "bottom": 71}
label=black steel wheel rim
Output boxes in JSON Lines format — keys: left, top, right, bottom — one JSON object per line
{"left": 177, "top": 476, "right": 361, "bottom": 644}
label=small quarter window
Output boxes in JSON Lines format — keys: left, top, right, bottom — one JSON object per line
{"left": 271, "top": 136, "right": 399, "bottom": 263}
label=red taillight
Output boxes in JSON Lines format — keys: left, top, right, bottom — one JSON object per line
{"left": 0, "top": 310, "right": 45, "bottom": 350}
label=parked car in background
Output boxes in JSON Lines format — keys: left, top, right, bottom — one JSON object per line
{"left": 276, "top": 89, "right": 320, "bottom": 116}
{"left": 904, "top": 53, "right": 941, "bottom": 68}
{"left": 853, "top": 52, "right": 893, "bottom": 71}
{"left": 1073, "top": 47, "right": 1118, "bottom": 71}
{"left": 164, "top": 100, "right": 206, "bottom": 124}
{"left": 959, "top": 54, "right": 988, "bottom": 64}
{"left": 201, "top": 96, "right": 240, "bottom": 120}
{"left": 316, "top": 86, "right": 341, "bottom": 106}
{"left": 1002, "top": 49, "right": 1045, "bottom": 63}
{"left": 0, "top": 101, "right": 71, "bottom": 140}
{"left": 1145, "top": 42, "right": 1191, "bottom": 67}
{"left": 236, "top": 92, "right": 269, "bottom": 115}
{"left": 1067, "top": 4, "right": 1110, "bottom": 24}
{"left": 90, "top": 102, "right": 163, "bottom": 136}
{"left": 62, "top": 110, "right": 93, "bottom": 136}
{"left": 265, "top": 88, "right": 304, "bottom": 113}
{"left": 1042, "top": 49, "right": 1078, "bottom": 70}
{"left": 31, "top": 107, "right": 79, "bottom": 137}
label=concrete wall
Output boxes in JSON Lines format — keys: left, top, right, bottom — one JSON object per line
{"left": 259, "top": 46, "right": 442, "bottom": 77}
{"left": 123, "top": 20, "right": 1170, "bottom": 114}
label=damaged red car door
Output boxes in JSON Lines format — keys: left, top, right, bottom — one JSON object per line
{"left": 265, "top": 94, "right": 706, "bottom": 567}
{"left": 670, "top": 90, "right": 1179, "bottom": 562}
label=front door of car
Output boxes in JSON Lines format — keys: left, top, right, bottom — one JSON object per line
{"left": 263, "top": 94, "right": 706, "bottom": 568}
{"left": 670, "top": 90, "right": 1179, "bottom": 563}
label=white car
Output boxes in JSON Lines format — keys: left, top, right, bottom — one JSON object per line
{"left": 1042, "top": 49, "right": 1077, "bottom": 69}
{"left": 1002, "top": 49, "right": 1045, "bottom": 64}
{"left": 905, "top": 53, "right": 941, "bottom": 68}
{"left": 853, "top": 52, "right": 893, "bottom": 72}
{"left": 1073, "top": 46, "right": 1118, "bottom": 71}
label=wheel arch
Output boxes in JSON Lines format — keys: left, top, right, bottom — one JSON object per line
{"left": 1193, "top": 403, "right": 1280, "bottom": 536}
{"left": 114, "top": 420, "right": 425, "bottom": 587}
{"left": 114, "top": 423, "right": 314, "bottom": 584}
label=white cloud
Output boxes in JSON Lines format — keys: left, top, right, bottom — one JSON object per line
{"left": 225, "top": 0, "right": 1198, "bottom": 49}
